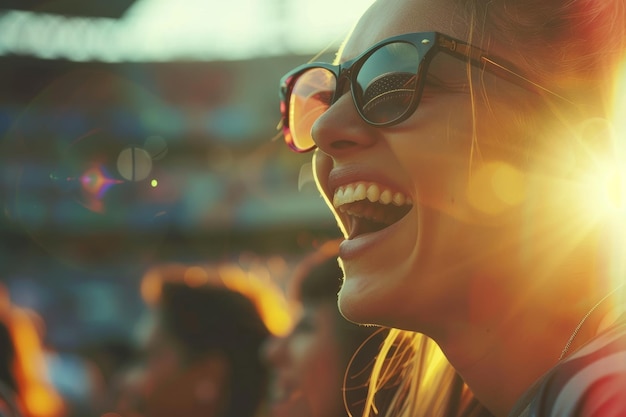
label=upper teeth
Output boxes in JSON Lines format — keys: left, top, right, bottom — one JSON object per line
{"left": 333, "top": 182, "right": 413, "bottom": 208}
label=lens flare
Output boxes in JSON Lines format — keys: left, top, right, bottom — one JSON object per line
{"left": 466, "top": 161, "right": 526, "bottom": 215}
{"left": 77, "top": 164, "right": 123, "bottom": 213}
{"left": 0, "top": 68, "right": 175, "bottom": 268}
{"left": 80, "top": 165, "right": 119, "bottom": 198}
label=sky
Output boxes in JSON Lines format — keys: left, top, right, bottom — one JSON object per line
{"left": 0, "top": 0, "right": 376, "bottom": 62}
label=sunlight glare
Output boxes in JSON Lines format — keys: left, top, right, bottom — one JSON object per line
{"left": 603, "top": 57, "right": 626, "bottom": 291}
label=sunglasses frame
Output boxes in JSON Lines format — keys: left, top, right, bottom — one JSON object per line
{"left": 279, "top": 31, "right": 571, "bottom": 153}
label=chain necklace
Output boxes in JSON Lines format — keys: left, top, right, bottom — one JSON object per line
{"left": 559, "top": 282, "right": 626, "bottom": 361}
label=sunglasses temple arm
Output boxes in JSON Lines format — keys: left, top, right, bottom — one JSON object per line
{"left": 440, "top": 38, "right": 574, "bottom": 105}
{"left": 481, "top": 58, "right": 575, "bottom": 104}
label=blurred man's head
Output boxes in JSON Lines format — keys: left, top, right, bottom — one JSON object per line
{"left": 141, "top": 278, "right": 270, "bottom": 417}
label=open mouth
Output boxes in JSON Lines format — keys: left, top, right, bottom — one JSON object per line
{"left": 333, "top": 182, "right": 413, "bottom": 239}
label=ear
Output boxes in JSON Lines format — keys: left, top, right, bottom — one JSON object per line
{"left": 143, "top": 353, "right": 231, "bottom": 417}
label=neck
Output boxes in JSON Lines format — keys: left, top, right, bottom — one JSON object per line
{"left": 438, "top": 310, "right": 563, "bottom": 416}
{"left": 433, "top": 270, "right": 619, "bottom": 416}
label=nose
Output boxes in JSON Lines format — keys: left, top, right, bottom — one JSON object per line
{"left": 311, "top": 93, "right": 378, "bottom": 156}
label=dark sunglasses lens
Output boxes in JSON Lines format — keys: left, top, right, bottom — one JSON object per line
{"left": 357, "top": 42, "right": 421, "bottom": 124}
{"left": 288, "top": 67, "right": 336, "bottom": 151}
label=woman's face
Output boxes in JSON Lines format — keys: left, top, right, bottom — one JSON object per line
{"left": 263, "top": 302, "right": 345, "bottom": 417}
{"left": 311, "top": 0, "right": 561, "bottom": 331}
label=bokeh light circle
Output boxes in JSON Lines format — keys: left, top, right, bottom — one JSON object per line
{"left": 0, "top": 68, "right": 179, "bottom": 269}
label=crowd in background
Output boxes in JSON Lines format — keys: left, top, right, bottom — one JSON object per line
{"left": 0, "top": 242, "right": 386, "bottom": 417}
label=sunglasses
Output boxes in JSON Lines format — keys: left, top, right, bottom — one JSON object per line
{"left": 279, "top": 31, "right": 570, "bottom": 153}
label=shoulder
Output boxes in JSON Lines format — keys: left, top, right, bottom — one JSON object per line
{"left": 527, "top": 319, "right": 626, "bottom": 417}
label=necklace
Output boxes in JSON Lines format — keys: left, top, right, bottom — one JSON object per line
{"left": 559, "top": 283, "right": 626, "bottom": 361}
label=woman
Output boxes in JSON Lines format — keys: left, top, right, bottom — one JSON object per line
{"left": 278, "top": 0, "right": 626, "bottom": 416}
{"left": 262, "top": 244, "right": 392, "bottom": 417}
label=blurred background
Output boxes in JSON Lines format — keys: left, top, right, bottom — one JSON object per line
{"left": 0, "top": 1, "right": 374, "bottom": 415}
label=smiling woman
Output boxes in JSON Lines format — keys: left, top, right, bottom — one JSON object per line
{"left": 278, "top": 0, "right": 626, "bottom": 416}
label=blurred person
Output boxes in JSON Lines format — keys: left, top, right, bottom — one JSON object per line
{"left": 107, "top": 363, "right": 145, "bottom": 417}
{"left": 0, "top": 319, "right": 20, "bottom": 417}
{"left": 0, "top": 286, "right": 66, "bottom": 417}
{"left": 77, "top": 339, "right": 139, "bottom": 392}
{"left": 263, "top": 243, "right": 393, "bottom": 417}
{"left": 44, "top": 346, "right": 108, "bottom": 417}
{"left": 122, "top": 264, "right": 272, "bottom": 417}
{"left": 49, "top": 337, "right": 144, "bottom": 416}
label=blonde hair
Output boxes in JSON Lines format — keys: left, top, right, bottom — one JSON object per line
{"left": 360, "top": 330, "right": 483, "bottom": 417}
{"left": 459, "top": 0, "right": 626, "bottom": 100}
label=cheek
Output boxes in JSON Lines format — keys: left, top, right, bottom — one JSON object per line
{"left": 313, "top": 150, "right": 333, "bottom": 196}
{"left": 393, "top": 97, "right": 535, "bottom": 225}
{"left": 144, "top": 349, "right": 183, "bottom": 394}
{"left": 313, "top": 150, "right": 345, "bottom": 233}
{"left": 413, "top": 155, "right": 469, "bottom": 204}
{"left": 390, "top": 122, "right": 473, "bottom": 216}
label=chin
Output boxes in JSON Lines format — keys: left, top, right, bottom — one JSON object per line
{"left": 331, "top": 200, "right": 423, "bottom": 327}
{"left": 337, "top": 269, "right": 396, "bottom": 327}
{"left": 337, "top": 252, "right": 441, "bottom": 333}
{"left": 337, "top": 296, "right": 375, "bottom": 327}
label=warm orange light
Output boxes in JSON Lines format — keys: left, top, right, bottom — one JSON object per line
{"left": 22, "top": 384, "right": 65, "bottom": 417}
{"left": 218, "top": 264, "right": 292, "bottom": 337}
{"left": 602, "top": 57, "right": 626, "bottom": 293}
{"left": 9, "top": 308, "right": 66, "bottom": 417}
{"left": 466, "top": 161, "right": 526, "bottom": 215}
{"left": 140, "top": 261, "right": 293, "bottom": 337}
{"left": 140, "top": 270, "right": 163, "bottom": 305}
{"left": 577, "top": 59, "right": 626, "bottom": 220}
{"left": 183, "top": 266, "right": 209, "bottom": 287}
